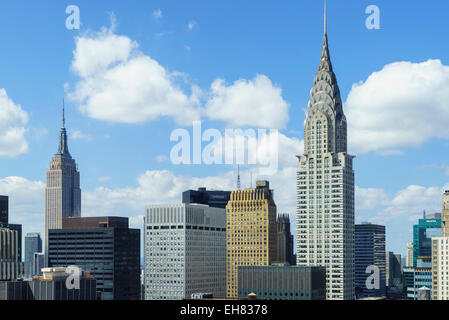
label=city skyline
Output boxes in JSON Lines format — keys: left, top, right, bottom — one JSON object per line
{"left": 0, "top": 0, "right": 449, "bottom": 257}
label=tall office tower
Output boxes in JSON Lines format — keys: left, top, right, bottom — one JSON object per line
{"left": 45, "top": 105, "right": 81, "bottom": 260}
{"left": 276, "top": 214, "right": 295, "bottom": 265}
{"left": 442, "top": 191, "right": 449, "bottom": 236}
{"left": 33, "top": 252, "right": 45, "bottom": 276}
{"left": 431, "top": 237, "right": 449, "bottom": 300}
{"left": 385, "top": 252, "right": 404, "bottom": 300}
{"left": 24, "top": 233, "right": 42, "bottom": 278}
{"left": 406, "top": 242, "right": 414, "bottom": 267}
{"left": 295, "top": 5, "right": 355, "bottom": 300}
{"left": 413, "top": 217, "right": 441, "bottom": 267}
{"left": 354, "top": 223, "right": 386, "bottom": 299}
{"left": 0, "top": 195, "right": 8, "bottom": 224}
{"left": 0, "top": 228, "right": 24, "bottom": 280}
{"left": 226, "top": 180, "right": 278, "bottom": 299}
{"left": 145, "top": 203, "right": 226, "bottom": 300}
{"left": 48, "top": 217, "right": 140, "bottom": 300}
{"left": 182, "top": 187, "right": 231, "bottom": 209}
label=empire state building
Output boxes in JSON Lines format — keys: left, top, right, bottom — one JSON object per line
{"left": 45, "top": 103, "right": 81, "bottom": 256}
{"left": 296, "top": 4, "right": 355, "bottom": 300}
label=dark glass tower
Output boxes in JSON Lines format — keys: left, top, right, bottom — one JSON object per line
{"left": 48, "top": 216, "right": 140, "bottom": 300}
{"left": 0, "top": 195, "right": 8, "bottom": 224}
{"left": 355, "top": 223, "right": 386, "bottom": 299}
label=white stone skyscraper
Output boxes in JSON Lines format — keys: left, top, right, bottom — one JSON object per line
{"left": 296, "top": 4, "right": 355, "bottom": 300}
{"left": 44, "top": 103, "right": 81, "bottom": 259}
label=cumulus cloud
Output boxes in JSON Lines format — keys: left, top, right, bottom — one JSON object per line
{"left": 355, "top": 186, "right": 389, "bottom": 210}
{"left": 0, "top": 89, "right": 29, "bottom": 157}
{"left": 71, "top": 130, "right": 93, "bottom": 141}
{"left": 357, "top": 183, "right": 449, "bottom": 223}
{"left": 345, "top": 59, "right": 449, "bottom": 154}
{"left": 0, "top": 176, "right": 45, "bottom": 244}
{"left": 68, "top": 21, "right": 290, "bottom": 130}
{"left": 206, "top": 75, "right": 290, "bottom": 129}
{"left": 68, "top": 26, "right": 201, "bottom": 125}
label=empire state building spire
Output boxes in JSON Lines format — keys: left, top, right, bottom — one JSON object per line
{"left": 57, "top": 99, "right": 72, "bottom": 158}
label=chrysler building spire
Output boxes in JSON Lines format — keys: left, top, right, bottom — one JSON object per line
{"left": 296, "top": 1, "right": 355, "bottom": 300}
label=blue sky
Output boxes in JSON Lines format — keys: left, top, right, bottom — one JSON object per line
{"left": 0, "top": 0, "right": 449, "bottom": 257}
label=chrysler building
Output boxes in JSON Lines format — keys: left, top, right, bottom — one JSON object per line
{"left": 44, "top": 102, "right": 81, "bottom": 259}
{"left": 296, "top": 4, "right": 355, "bottom": 300}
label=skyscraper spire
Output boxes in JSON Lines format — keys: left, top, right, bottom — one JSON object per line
{"left": 57, "top": 99, "right": 71, "bottom": 158}
{"left": 62, "top": 98, "right": 65, "bottom": 128}
{"left": 324, "top": 0, "right": 327, "bottom": 35}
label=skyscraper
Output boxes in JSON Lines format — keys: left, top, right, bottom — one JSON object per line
{"left": 48, "top": 216, "right": 140, "bottom": 300}
{"left": 44, "top": 103, "right": 81, "bottom": 260}
{"left": 354, "top": 223, "right": 386, "bottom": 299}
{"left": 226, "top": 180, "right": 278, "bottom": 299}
{"left": 413, "top": 217, "right": 441, "bottom": 267}
{"left": 385, "top": 252, "right": 404, "bottom": 300}
{"left": 0, "top": 227, "right": 24, "bottom": 280}
{"left": 296, "top": 4, "right": 355, "bottom": 300}
{"left": 144, "top": 203, "right": 226, "bottom": 300}
{"left": 24, "top": 233, "right": 42, "bottom": 278}
{"left": 442, "top": 190, "right": 449, "bottom": 236}
{"left": 182, "top": 187, "right": 231, "bottom": 209}
{"left": 276, "top": 214, "right": 295, "bottom": 266}
{"left": 0, "top": 195, "right": 8, "bottom": 224}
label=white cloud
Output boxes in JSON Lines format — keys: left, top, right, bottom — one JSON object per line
{"left": 355, "top": 186, "right": 389, "bottom": 210}
{"left": 357, "top": 183, "right": 449, "bottom": 223}
{"left": 71, "top": 130, "right": 93, "bottom": 141}
{"left": 68, "top": 27, "right": 201, "bottom": 126}
{"left": 82, "top": 167, "right": 297, "bottom": 219}
{"left": 206, "top": 75, "right": 290, "bottom": 129}
{"left": 345, "top": 59, "right": 449, "bottom": 154}
{"left": 68, "top": 22, "right": 290, "bottom": 130}
{"left": 0, "top": 89, "right": 29, "bottom": 157}
{"left": 98, "top": 176, "right": 112, "bottom": 182}
{"left": 0, "top": 177, "right": 45, "bottom": 243}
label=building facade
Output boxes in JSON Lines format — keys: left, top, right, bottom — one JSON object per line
{"left": 0, "top": 195, "right": 8, "bottom": 224}
{"left": 45, "top": 106, "right": 81, "bottom": 260}
{"left": 385, "top": 252, "right": 403, "bottom": 300}
{"left": 406, "top": 242, "right": 414, "bottom": 267}
{"left": 25, "top": 233, "right": 42, "bottom": 278}
{"left": 48, "top": 216, "right": 140, "bottom": 300}
{"left": 296, "top": 8, "right": 355, "bottom": 300}
{"left": 33, "top": 252, "right": 45, "bottom": 276}
{"left": 145, "top": 203, "right": 226, "bottom": 300}
{"left": 0, "top": 267, "right": 96, "bottom": 300}
{"left": 276, "top": 214, "right": 295, "bottom": 266}
{"left": 0, "top": 227, "right": 24, "bottom": 280}
{"left": 182, "top": 187, "right": 231, "bottom": 209}
{"left": 226, "top": 180, "right": 278, "bottom": 299}
{"left": 354, "top": 223, "right": 386, "bottom": 299}
{"left": 413, "top": 217, "right": 441, "bottom": 267}
{"left": 442, "top": 191, "right": 449, "bottom": 237}
{"left": 238, "top": 265, "right": 326, "bottom": 300}
{"left": 431, "top": 237, "right": 449, "bottom": 300}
